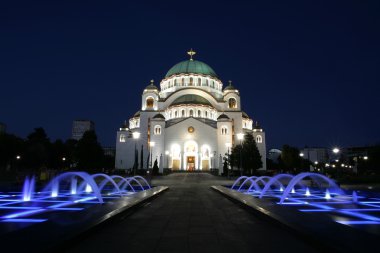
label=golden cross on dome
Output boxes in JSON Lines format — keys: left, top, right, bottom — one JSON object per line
{"left": 187, "top": 49, "right": 196, "bottom": 60}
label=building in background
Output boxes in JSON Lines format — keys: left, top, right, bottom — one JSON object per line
{"left": 0, "top": 122, "right": 6, "bottom": 134}
{"left": 300, "top": 147, "right": 329, "bottom": 163}
{"left": 71, "top": 120, "right": 95, "bottom": 140}
{"left": 115, "top": 50, "right": 267, "bottom": 174}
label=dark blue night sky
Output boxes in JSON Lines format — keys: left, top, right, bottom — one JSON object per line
{"left": 1, "top": 0, "right": 379, "bottom": 149}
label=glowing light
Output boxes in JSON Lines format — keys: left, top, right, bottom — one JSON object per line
{"left": 1, "top": 218, "right": 47, "bottom": 223}
{"left": 237, "top": 133, "right": 244, "bottom": 140}
{"left": 291, "top": 188, "right": 296, "bottom": 194}
{"left": 333, "top": 148, "right": 340, "bottom": 154}
{"left": 325, "top": 189, "right": 331, "bottom": 200}
{"left": 305, "top": 187, "right": 311, "bottom": 196}
{"left": 85, "top": 184, "right": 92, "bottom": 193}
{"left": 363, "top": 156, "right": 368, "bottom": 160}
{"left": 299, "top": 153, "right": 304, "bottom": 157}
{"left": 132, "top": 132, "right": 140, "bottom": 139}
{"left": 279, "top": 187, "right": 284, "bottom": 192}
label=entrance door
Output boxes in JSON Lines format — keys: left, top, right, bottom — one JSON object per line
{"left": 172, "top": 160, "right": 180, "bottom": 170}
{"left": 202, "top": 160, "right": 209, "bottom": 170}
{"left": 187, "top": 156, "right": 195, "bottom": 171}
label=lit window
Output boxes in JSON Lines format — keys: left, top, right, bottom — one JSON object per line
{"left": 154, "top": 125, "right": 161, "bottom": 135}
{"left": 146, "top": 97, "right": 154, "bottom": 108}
{"left": 120, "top": 134, "right": 126, "bottom": 142}
{"left": 228, "top": 98, "right": 237, "bottom": 108}
{"left": 256, "top": 135, "right": 262, "bottom": 143}
{"left": 189, "top": 109, "right": 194, "bottom": 117}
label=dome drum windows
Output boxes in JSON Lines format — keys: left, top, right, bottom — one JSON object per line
{"left": 256, "top": 135, "right": 263, "bottom": 143}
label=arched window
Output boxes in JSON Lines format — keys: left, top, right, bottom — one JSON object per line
{"left": 221, "top": 126, "right": 228, "bottom": 135}
{"left": 181, "top": 78, "right": 185, "bottom": 86}
{"left": 198, "top": 110, "right": 201, "bottom": 117}
{"left": 154, "top": 125, "right": 161, "bottom": 135}
{"left": 228, "top": 98, "right": 237, "bottom": 108}
{"left": 256, "top": 135, "right": 263, "bottom": 143}
{"left": 175, "top": 111, "right": 178, "bottom": 118}
{"left": 189, "top": 109, "right": 194, "bottom": 117}
{"left": 169, "top": 112, "right": 172, "bottom": 119}
{"left": 120, "top": 134, "right": 126, "bottom": 142}
{"left": 189, "top": 77, "right": 193, "bottom": 86}
{"left": 205, "top": 111, "right": 208, "bottom": 118}
{"left": 173, "top": 79, "right": 176, "bottom": 87}
{"left": 198, "top": 78, "right": 201, "bottom": 86}
{"left": 181, "top": 110, "right": 185, "bottom": 117}
{"left": 146, "top": 97, "right": 154, "bottom": 109}
{"left": 211, "top": 81, "right": 214, "bottom": 88}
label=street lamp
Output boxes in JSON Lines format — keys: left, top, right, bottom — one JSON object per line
{"left": 225, "top": 143, "right": 231, "bottom": 178}
{"left": 132, "top": 132, "right": 140, "bottom": 175}
{"left": 149, "top": 142, "right": 155, "bottom": 169}
{"left": 16, "top": 155, "right": 21, "bottom": 160}
{"left": 237, "top": 133, "right": 244, "bottom": 176}
{"left": 332, "top": 147, "right": 341, "bottom": 178}
{"left": 165, "top": 150, "right": 169, "bottom": 168}
{"left": 299, "top": 153, "right": 304, "bottom": 157}
{"left": 333, "top": 148, "right": 340, "bottom": 154}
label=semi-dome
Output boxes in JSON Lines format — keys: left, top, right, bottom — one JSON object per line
{"left": 165, "top": 60, "right": 218, "bottom": 78}
{"left": 153, "top": 113, "right": 165, "bottom": 119}
{"left": 217, "top": 114, "right": 230, "bottom": 120}
{"left": 170, "top": 94, "right": 212, "bottom": 107}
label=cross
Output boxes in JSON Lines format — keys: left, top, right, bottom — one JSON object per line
{"left": 187, "top": 49, "right": 196, "bottom": 60}
{"left": 150, "top": 79, "right": 154, "bottom": 85}
{"left": 228, "top": 80, "right": 232, "bottom": 86}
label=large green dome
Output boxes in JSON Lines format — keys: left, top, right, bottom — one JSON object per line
{"left": 165, "top": 60, "right": 218, "bottom": 78}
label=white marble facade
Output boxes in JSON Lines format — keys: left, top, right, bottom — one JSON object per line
{"left": 115, "top": 52, "right": 266, "bottom": 174}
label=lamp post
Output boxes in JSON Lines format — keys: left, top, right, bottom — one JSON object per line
{"left": 237, "top": 133, "right": 244, "bottom": 176}
{"left": 332, "top": 147, "right": 340, "bottom": 179}
{"left": 225, "top": 143, "right": 232, "bottom": 178}
{"left": 132, "top": 132, "right": 140, "bottom": 175}
{"left": 165, "top": 150, "right": 169, "bottom": 169}
{"left": 149, "top": 142, "right": 155, "bottom": 169}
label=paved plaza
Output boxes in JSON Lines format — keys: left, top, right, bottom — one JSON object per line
{"left": 65, "top": 173, "right": 319, "bottom": 253}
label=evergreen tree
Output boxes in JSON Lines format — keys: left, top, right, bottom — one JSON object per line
{"left": 231, "top": 133, "right": 262, "bottom": 175}
{"left": 75, "top": 130, "right": 104, "bottom": 172}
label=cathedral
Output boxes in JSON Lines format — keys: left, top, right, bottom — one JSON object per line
{"left": 115, "top": 50, "right": 266, "bottom": 174}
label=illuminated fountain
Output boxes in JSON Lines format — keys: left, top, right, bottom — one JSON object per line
{"left": 229, "top": 172, "right": 380, "bottom": 226}
{"left": 0, "top": 172, "right": 152, "bottom": 224}
{"left": 22, "top": 176, "right": 35, "bottom": 201}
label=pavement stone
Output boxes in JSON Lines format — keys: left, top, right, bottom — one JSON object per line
{"left": 64, "top": 173, "right": 319, "bottom": 253}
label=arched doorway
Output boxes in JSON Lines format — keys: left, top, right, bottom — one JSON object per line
{"left": 184, "top": 141, "right": 198, "bottom": 171}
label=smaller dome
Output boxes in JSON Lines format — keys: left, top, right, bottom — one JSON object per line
{"left": 217, "top": 114, "right": 230, "bottom": 120}
{"left": 253, "top": 121, "right": 262, "bottom": 129}
{"left": 224, "top": 81, "right": 236, "bottom": 91}
{"left": 242, "top": 112, "right": 249, "bottom": 119}
{"left": 145, "top": 80, "right": 159, "bottom": 91}
{"left": 153, "top": 113, "right": 165, "bottom": 120}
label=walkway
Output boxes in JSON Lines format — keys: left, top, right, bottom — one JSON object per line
{"left": 65, "top": 173, "right": 319, "bottom": 253}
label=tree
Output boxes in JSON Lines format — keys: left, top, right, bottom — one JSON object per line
{"left": 231, "top": 133, "right": 262, "bottom": 175}
{"left": 0, "top": 133, "right": 25, "bottom": 171}
{"left": 23, "top": 128, "right": 50, "bottom": 170}
{"left": 152, "top": 159, "right": 159, "bottom": 175}
{"left": 280, "top": 145, "right": 308, "bottom": 172}
{"left": 75, "top": 130, "right": 104, "bottom": 172}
